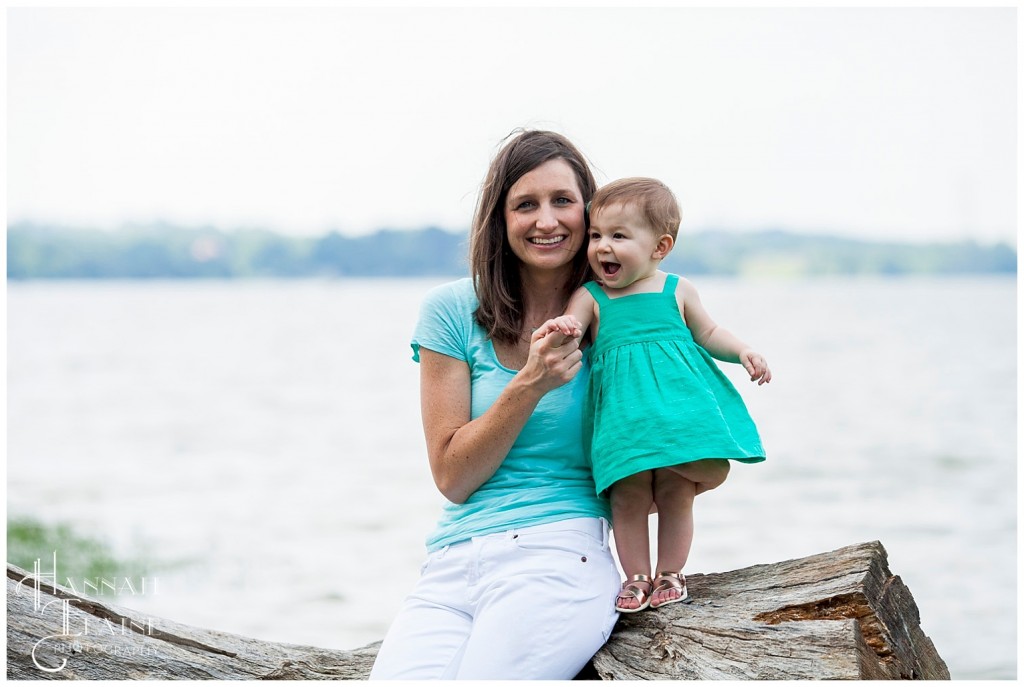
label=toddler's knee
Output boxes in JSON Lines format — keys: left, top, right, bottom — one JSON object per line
{"left": 611, "top": 491, "right": 653, "bottom": 517}
{"left": 653, "top": 478, "right": 695, "bottom": 509}
{"left": 610, "top": 477, "right": 653, "bottom": 515}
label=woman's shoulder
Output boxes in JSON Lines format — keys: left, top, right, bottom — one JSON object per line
{"left": 413, "top": 278, "right": 479, "bottom": 363}
{"left": 420, "top": 277, "right": 478, "bottom": 313}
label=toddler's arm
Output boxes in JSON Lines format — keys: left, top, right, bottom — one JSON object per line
{"left": 678, "top": 278, "right": 772, "bottom": 385}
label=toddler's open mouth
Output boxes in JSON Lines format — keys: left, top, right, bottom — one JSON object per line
{"left": 601, "top": 262, "right": 621, "bottom": 277}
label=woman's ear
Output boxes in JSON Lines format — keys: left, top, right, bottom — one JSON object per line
{"left": 653, "top": 234, "right": 675, "bottom": 259}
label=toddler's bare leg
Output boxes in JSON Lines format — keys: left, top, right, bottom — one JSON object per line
{"left": 651, "top": 469, "right": 695, "bottom": 605}
{"left": 651, "top": 460, "right": 730, "bottom": 606}
{"left": 609, "top": 472, "right": 654, "bottom": 610}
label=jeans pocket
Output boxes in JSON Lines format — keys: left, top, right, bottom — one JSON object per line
{"left": 512, "top": 530, "right": 594, "bottom": 562}
{"left": 419, "top": 545, "right": 450, "bottom": 575}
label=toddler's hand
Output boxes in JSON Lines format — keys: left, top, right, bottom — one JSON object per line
{"left": 532, "top": 315, "right": 582, "bottom": 341}
{"left": 740, "top": 349, "right": 772, "bottom": 386}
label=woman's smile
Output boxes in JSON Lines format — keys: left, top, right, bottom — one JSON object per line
{"left": 529, "top": 234, "right": 569, "bottom": 247}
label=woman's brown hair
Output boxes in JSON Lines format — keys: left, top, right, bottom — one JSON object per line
{"left": 470, "top": 130, "right": 597, "bottom": 344}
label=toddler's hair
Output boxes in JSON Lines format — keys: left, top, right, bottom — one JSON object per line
{"left": 590, "top": 177, "right": 681, "bottom": 240}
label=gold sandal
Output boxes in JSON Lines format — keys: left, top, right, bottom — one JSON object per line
{"left": 650, "top": 571, "right": 688, "bottom": 608}
{"left": 616, "top": 574, "right": 653, "bottom": 614}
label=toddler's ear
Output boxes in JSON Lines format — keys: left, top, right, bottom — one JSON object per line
{"left": 653, "top": 234, "right": 675, "bottom": 259}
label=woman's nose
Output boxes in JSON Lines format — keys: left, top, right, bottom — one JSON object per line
{"left": 536, "top": 204, "right": 558, "bottom": 230}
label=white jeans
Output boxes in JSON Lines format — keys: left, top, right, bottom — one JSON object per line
{"left": 369, "top": 517, "right": 620, "bottom": 680}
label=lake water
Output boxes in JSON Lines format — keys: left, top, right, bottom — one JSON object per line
{"left": 6, "top": 276, "right": 1016, "bottom": 679}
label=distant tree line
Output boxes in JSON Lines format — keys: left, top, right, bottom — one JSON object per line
{"left": 663, "top": 229, "right": 1017, "bottom": 277}
{"left": 5, "top": 222, "right": 1017, "bottom": 280}
{"left": 6, "top": 223, "right": 468, "bottom": 279}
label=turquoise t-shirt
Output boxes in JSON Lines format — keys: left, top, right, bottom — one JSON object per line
{"left": 411, "top": 278, "right": 611, "bottom": 552}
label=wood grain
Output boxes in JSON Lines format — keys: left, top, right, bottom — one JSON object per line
{"left": 7, "top": 541, "right": 948, "bottom": 680}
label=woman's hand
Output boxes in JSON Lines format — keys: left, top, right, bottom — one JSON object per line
{"left": 739, "top": 349, "right": 772, "bottom": 385}
{"left": 420, "top": 323, "right": 585, "bottom": 505}
{"left": 524, "top": 318, "right": 584, "bottom": 393}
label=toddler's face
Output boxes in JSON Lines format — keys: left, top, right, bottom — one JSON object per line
{"left": 587, "top": 202, "right": 664, "bottom": 289}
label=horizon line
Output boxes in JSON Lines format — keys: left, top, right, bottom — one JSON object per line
{"left": 6, "top": 219, "right": 1017, "bottom": 249}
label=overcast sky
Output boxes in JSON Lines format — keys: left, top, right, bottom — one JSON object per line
{"left": 6, "top": 6, "right": 1018, "bottom": 244}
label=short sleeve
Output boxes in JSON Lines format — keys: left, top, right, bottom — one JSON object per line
{"left": 410, "top": 279, "right": 474, "bottom": 363}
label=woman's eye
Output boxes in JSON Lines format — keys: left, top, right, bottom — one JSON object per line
{"left": 553, "top": 197, "right": 572, "bottom": 206}
{"left": 515, "top": 201, "right": 535, "bottom": 210}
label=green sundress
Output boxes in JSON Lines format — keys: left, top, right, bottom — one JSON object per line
{"left": 583, "top": 273, "right": 765, "bottom": 495}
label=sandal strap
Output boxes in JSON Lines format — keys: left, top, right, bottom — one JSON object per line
{"left": 618, "top": 574, "right": 653, "bottom": 602}
{"left": 653, "top": 571, "right": 685, "bottom": 592}
{"left": 617, "top": 587, "right": 646, "bottom": 603}
{"left": 619, "top": 574, "right": 652, "bottom": 593}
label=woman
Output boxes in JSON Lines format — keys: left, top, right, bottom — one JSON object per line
{"left": 369, "top": 130, "right": 620, "bottom": 680}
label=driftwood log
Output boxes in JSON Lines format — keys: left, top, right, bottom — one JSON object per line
{"left": 7, "top": 540, "right": 948, "bottom": 680}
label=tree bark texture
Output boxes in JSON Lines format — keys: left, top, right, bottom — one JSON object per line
{"left": 7, "top": 540, "right": 948, "bottom": 680}
{"left": 591, "top": 540, "right": 948, "bottom": 679}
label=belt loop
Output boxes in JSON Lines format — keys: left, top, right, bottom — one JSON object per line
{"left": 600, "top": 517, "right": 610, "bottom": 550}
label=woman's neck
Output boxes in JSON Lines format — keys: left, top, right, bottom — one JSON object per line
{"left": 519, "top": 266, "right": 574, "bottom": 329}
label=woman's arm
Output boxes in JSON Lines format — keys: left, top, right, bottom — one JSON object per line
{"left": 677, "top": 277, "right": 772, "bottom": 385}
{"left": 419, "top": 328, "right": 584, "bottom": 504}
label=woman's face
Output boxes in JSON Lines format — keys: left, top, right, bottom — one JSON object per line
{"left": 502, "top": 158, "right": 586, "bottom": 275}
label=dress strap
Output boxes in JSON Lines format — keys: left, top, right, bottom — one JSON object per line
{"left": 662, "top": 273, "right": 680, "bottom": 294}
{"left": 583, "top": 281, "right": 609, "bottom": 304}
